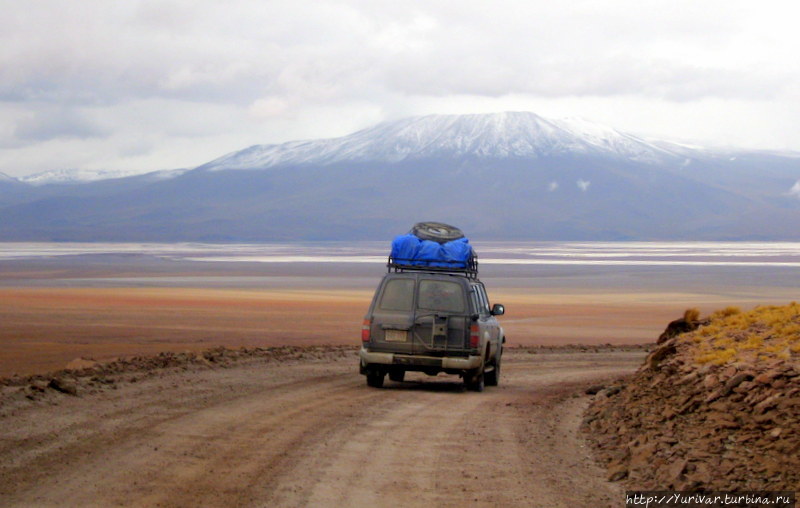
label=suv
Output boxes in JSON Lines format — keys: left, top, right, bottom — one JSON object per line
{"left": 359, "top": 255, "right": 505, "bottom": 391}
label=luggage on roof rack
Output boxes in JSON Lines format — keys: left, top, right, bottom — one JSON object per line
{"left": 388, "top": 224, "right": 478, "bottom": 278}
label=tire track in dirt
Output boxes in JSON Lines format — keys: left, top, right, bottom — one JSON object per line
{"left": 0, "top": 351, "right": 643, "bottom": 507}
{"left": 4, "top": 370, "right": 380, "bottom": 506}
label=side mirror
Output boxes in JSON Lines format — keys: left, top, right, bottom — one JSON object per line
{"left": 491, "top": 303, "right": 505, "bottom": 316}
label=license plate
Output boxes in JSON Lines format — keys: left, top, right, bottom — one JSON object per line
{"left": 384, "top": 329, "right": 408, "bottom": 342}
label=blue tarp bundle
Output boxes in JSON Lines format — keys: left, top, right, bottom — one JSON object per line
{"left": 390, "top": 234, "right": 474, "bottom": 268}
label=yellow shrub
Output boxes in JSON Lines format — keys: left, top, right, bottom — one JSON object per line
{"left": 686, "top": 303, "right": 800, "bottom": 365}
{"left": 711, "top": 306, "right": 742, "bottom": 319}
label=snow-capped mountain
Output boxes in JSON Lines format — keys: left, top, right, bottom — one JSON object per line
{"left": 1, "top": 111, "right": 799, "bottom": 241}
{"left": 199, "top": 112, "right": 682, "bottom": 172}
{"left": 18, "top": 167, "right": 189, "bottom": 185}
{"left": 0, "top": 172, "right": 17, "bottom": 182}
{"left": 19, "top": 168, "right": 149, "bottom": 185}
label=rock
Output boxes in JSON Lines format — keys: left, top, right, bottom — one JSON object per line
{"left": 733, "top": 381, "right": 755, "bottom": 394}
{"left": 708, "top": 399, "right": 732, "bottom": 412}
{"left": 678, "top": 397, "right": 700, "bottom": 415}
{"left": 755, "top": 393, "right": 781, "bottom": 414}
{"left": 686, "top": 462, "right": 712, "bottom": 485}
{"left": 48, "top": 377, "right": 78, "bottom": 396}
{"left": 777, "top": 397, "right": 800, "bottom": 409}
{"left": 657, "top": 309, "right": 704, "bottom": 344}
{"left": 706, "top": 413, "right": 739, "bottom": 430}
{"left": 753, "top": 410, "right": 778, "bottom": 424}
{"left": 760, "top": 458, "right": 784, "bottom": 476}
{"left": 607, "top": 462, "right": 629, "bottom": 482}
{"left": 755, "top": 370, "right": 782, "bottom": 385}
{"left": 678, "top": 371, "right": 700, "bottom": 385}
{"left": 646, "top": 341, "right": 677, "bottom": 370}
{"left": 585, "top": 385, "right": 605, "bottom": 395}
{"left": 660, "top": 435, "right": 678, "bottom": 445}
{"left": 722, "top": 366, "right": 738, "bottom": 379}
{"left": 629, "top": 442, "right": 658, "bottom": 469}
{"left": 65, "top": 357, "right": 98, "bottom": 370}
{"left": 667, "top": 459, "right": 688, "bottom": 487}
{"left": 722, "top": 372, "right": 753, "bottom": 395}
{"left": 703, "top": 374, "right": 720, "bottom": 389}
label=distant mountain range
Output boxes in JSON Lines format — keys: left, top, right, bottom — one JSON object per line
{"left": 17, "top": 168, "right": 165, "bottom": 185}
{"left": 1, "top": 111, "right": 799, "bottom": 241}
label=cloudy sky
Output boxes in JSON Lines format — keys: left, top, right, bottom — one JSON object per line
{"left": 1, "top": 0, "right": 799, "bottom": 178}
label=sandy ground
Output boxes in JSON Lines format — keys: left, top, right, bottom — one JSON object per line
{"left": 0, "top": 284, "right": 792, "bottom": 377}
{"left": 3, "top": 255, "right": 798, "bottom": 376}
{"left": 0, "top": 349, "right": 644, "bottom": 507}
{"left": 1, "top": 254, "right": 792, "bottom": 505}
{"left": 0, "top": 287, "right": 368, "bottom": 377}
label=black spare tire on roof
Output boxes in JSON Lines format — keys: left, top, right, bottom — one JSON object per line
{"left": 409, "top": 222, "right": 465, "bottom": 244}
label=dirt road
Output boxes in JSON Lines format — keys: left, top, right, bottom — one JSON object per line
{"left": 0, "top": 349, "right": 643, "bottom": 507}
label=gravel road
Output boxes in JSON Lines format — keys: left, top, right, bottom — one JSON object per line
{"left": 0, "top": 349, "right": 644, "bottom": 507}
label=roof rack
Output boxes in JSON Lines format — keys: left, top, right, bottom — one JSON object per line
{"left": 387, "top": 255, "right": 479, "bottom": 279}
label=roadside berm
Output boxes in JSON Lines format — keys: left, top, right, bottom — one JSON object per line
{"left": 583, "top": 304, "right": 800, "bottom": 490}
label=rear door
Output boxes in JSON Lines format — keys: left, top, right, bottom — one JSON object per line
{"left": 411, "top": 278, "right": 470, "bottom": 354}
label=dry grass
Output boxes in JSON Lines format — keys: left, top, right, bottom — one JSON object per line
{"left": 685, "top": 302, "right": 800, "bottom": 365}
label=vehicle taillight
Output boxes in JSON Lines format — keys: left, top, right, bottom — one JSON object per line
{"left": 361, "top": 319, "right": 371, "bottom": 342}
{"left": 469, "top": 325, "right": 480, "bottom": 348}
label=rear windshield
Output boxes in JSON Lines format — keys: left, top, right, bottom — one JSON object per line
{"left": 378, "top": 279, "right": 415, "bottom": 311}
{"left": 418, "top": 279, "right": 465, "bottom": 313}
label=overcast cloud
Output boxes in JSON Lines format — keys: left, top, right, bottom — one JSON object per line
{"left": 1, "top": 0, "right": 799, "bottom": 177}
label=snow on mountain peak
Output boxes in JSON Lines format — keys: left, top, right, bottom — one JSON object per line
{"left": 19, "top": 168, "right": 149, "bottom": 185}
{"left": 201, "top": 111, "right": 678, "bottom": 172}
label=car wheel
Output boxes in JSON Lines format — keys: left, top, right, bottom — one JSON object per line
{"left": 366, "top": 369, "right": 385, "bottom": 388}
{"left": 410, "top": 222, "right": 465, "bottom": 243}
{"left": 485, "top": 350, "right": 501, "bottom": 387}
{"left": 465, "top": 368, "right": 485, "bottom": 392}
{"left": 389, "top": 370, "right": 405, "bottom": 382}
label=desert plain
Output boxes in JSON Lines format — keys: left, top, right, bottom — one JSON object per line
{"left": 2, "top": 251, "right": 798, "bottom": 377}
{"left": 3, "top": 247, "right": 800, "bottom": 506}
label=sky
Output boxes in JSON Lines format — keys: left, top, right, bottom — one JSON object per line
{"left": 1, "top": 0, "right": 800, "bottom": 178}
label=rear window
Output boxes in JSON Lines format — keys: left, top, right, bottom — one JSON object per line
{"left": 418, "top": 280, "right": 465, "bottom": 313}
{"left": 378, "top": 279, "right": 415, "bottom": 311}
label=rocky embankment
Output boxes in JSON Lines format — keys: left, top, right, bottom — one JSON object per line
{"left": 583, "top": 304, "right": 800, "bottom": 490}
{"left": 0, "top": 345, "right": 356, "bottom": 416}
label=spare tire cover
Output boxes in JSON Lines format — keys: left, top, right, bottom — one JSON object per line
{"left": 410, "top": 222, "right": 465, "bottom": 243}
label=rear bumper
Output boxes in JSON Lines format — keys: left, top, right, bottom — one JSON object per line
{"left": 359, "top": 347, "right": 482, "bottom": 371}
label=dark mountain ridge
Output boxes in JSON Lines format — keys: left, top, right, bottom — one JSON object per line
{"left": 1, "top": 112, "right": 799, "bottom": 241}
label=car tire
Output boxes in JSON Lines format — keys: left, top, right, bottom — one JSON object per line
{"left": 389, "top": 370, "right": 405, "bottom": 382}
{"left": 485, "top": 348, "right": 501, "bottom": 387}
{"left": 465, "top": 368, "right": 485, "bottom": 392}
{"left": 366, "top": 369, "right": 385, "bottom": 388}
{"left": 410, "top": 222, "right": 465, "bottom": 243}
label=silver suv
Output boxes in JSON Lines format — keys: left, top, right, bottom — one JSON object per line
{"left": 359, "top": 257, "right": 505, "bottom": 391}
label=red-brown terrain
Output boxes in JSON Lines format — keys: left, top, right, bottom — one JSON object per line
{"left": 583, "top": 304, "right": 800, "bottom": 492}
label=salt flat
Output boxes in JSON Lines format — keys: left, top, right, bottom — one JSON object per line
{"left": 1, "top": 242, "right": 799, "bottom": 376}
